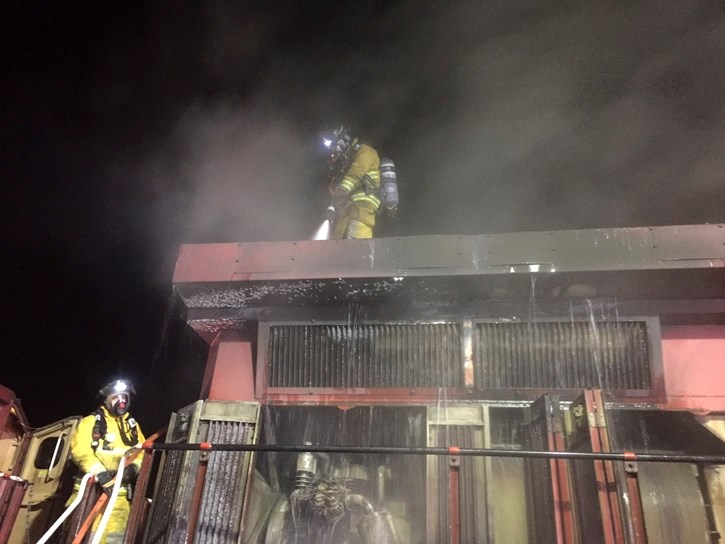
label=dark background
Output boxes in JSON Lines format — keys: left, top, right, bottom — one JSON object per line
{"left": 3, "top": 1, "right": 725, "bottom": 428}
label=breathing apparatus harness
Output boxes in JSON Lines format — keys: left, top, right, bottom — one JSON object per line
{"left": 91, "top": 408, "right": 139, "bottom": 452}
{"left": 328, "top": 146, "right": 398, "bottom": 217}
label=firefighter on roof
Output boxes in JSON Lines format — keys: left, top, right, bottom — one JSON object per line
{"left": 324, "top": 126, "right": 398, "bottom": 239}
{"left": 68, "top": 379, "right": 145, "bottom": 544}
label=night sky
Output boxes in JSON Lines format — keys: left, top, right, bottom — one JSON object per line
{"left": 3, "top": 1, "right": 725, "bottom": 428}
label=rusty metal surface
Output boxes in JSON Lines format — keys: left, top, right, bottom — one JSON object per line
{"left": 0, "top": 385, "right": 29, "bottom": 444}
{"left": 172, "top": 226, "right": 725, "bottom": 342}
{"left": 0, "top": 477, "right": 27, "bottom": 544}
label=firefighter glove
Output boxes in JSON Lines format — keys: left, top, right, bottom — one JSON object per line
{"left": 122, "top": 464, "right": 138, "bottom": 484}
{"left": 95, "top": 470, "right": 115, "bottom": 494}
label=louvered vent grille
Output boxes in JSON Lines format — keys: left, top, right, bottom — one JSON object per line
{"left": 475, "top": 321, "right": 650, "bottom": 390}
{"left": 143, "top": 402, "right": 258, "bottom": 544}
{"left": 143, "top": 450, "right": 185, "bottom": 544}
{"left": 268, "top": 323, "right": 462, "bottom": 388}
{"left": 194, "top": 421, "right": 255, "bottom": 543}
{"left": 265, "top": 320, "right": 652, "bottom": 392}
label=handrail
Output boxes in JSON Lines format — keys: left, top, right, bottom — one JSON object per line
{"left": 0, "top": 471, "right": 27, "bottom": 483}
{"left": 70, "top": 426, "right": 166, "bottom": 544}
{"left": 143, "top": 442, "right": 725, "bottom": 464}
{"left": 36, "top": 473, "right": 94, "bottom": 544}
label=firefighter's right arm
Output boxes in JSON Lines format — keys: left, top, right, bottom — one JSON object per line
{"left": 69, "top": 414, "right": 107, "bottom": 475}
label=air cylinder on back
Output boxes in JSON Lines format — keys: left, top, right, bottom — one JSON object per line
{"left": 380, "top": 158, "right": 399, "bottom": 217}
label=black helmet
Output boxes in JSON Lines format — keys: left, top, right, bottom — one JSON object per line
{"left": 323, "top": 125, "right": 358, "bottom": 169}
{"left": 98, "top": 379, "right": 136, "bottom": 397}
{"left": 99, "top": 379, "right": 136, "bottom": 416}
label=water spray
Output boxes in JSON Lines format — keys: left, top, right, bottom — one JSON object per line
{"left": 312, "top": 220, "right": 331, "bottom": 240}
{"left": 312, "top": 205, "right": 336, "bottom": 240}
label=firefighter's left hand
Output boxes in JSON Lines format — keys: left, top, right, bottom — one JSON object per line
{"left": 122, "top": 464, "right": 138, "bottom": 484}
{"left": 95, "top": 471, "right": 115, "bottom": 494}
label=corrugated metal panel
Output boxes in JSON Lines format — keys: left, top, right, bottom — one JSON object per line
{"left": 143, "top": 450, "right": 185, "bottom": 544}
{"left": 268, "top": 323, "right": 463, "bottom": 388}
{"left": 194, "top": 421, "right": 256, "bottom": 543}
{"left": 265, "top": 320, "right": 652, "bottom": 393}
{"left": 475, "top": 321, "right": 651, "bottom": 390}
{"left": 142, "top": 401, "right": 258, "bottom": 544}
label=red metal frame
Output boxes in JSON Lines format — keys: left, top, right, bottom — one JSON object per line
{"left": 623, "top": 457, "right": 648, "bottom": 544}
{"left": 0, "top": 386, "right": 30, "bottom": 478}
{"left": 201, "top": 330, "right": 255, "bottom": 402}
{"left": 448, "top": 455, "right": 461, "bottom": 544}
{"left": 124, "top": 451, "right": 154, "bottom": 544}
{"left": 124, "top": 428, "right": 166, "bottom": 544}
{"left": 585, "top": 390, "right": 625, "bottom": 544}
{"left": 0, "top": 387, "right": 31, "bottom": 544}
{"left": 186, "top": 452, "right": 209, "bottom": 542}
{"left": 0, "top": 476, "right": 28, "bottom": 544}
{"left": 661, "top": 326, "right": 725, "bottom": 413}
{"left": 0, "top": 386, "right": 29, "bottom": 433}
{"left": 259, "top": 387, "right": 476, "bottom": 405}
{"left": 547, "top": 418, "right": 576, "bottom": 544}
{"left": 71, "top": 492, "right": 109, "bottom": 544}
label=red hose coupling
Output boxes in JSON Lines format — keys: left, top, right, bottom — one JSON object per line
{"left": 448, "top": 446, "right": 461, "bottom": 455}
{"left": 142, "top": 440, "right": 155, "bottom": 450}
{"left": 623, "top": 451, "right": 637, "bottom": 462}
{"left": 199, "top": 442, "right": 213, "bottom": 451}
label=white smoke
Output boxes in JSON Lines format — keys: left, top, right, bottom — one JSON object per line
{"left": 120, "top": 0, "right": 725, "bottom": 276}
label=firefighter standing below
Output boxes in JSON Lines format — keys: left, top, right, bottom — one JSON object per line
{"left": 324, "top": 126, "right": 382, "bottom": 239}
{"left": 68, "top": 379, "right": 145, "bottom": 544}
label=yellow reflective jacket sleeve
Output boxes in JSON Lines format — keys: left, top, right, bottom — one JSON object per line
{"left": 334, "top": 144, "right": 380, "bottom": 196}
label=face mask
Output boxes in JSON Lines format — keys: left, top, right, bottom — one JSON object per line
{"left": 106, "top": 393, "right": 130, "bottom": 416}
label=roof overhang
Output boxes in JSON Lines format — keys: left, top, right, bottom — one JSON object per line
{"left": 172, "top": 224, "right": 725, "bottom": 341}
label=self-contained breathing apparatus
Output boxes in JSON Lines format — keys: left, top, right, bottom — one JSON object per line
{"left": 325, "top": 128, "right": 399, "bottom": 220}
{"left": 90, "top": 409, "right": 139, "bottom": 452}
{"left": 379, "top": 158, "right": 399, "bottom": 217}
{"left": 87, "top": 409, "right": 141, "bottom": 498}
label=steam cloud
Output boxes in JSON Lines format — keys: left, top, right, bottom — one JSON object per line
{"left": 134, "top": 2, "right": 724, "bottom": 251}
{"left": 92, "top": 0, "right": 725, "bottom": 286}
{"left": 5, "top": 0, "right": 725, "bottom": 423}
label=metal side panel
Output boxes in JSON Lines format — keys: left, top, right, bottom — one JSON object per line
{"left": 427, "top": 405, "right": 488, "bottom": 543}
{"left": 486, "top": 407, "right": 529, "bottom": 544}
{"left": 143, "top": 401, "right": 260, "bottom": 544}
{"left": 143, "top": 401, "right": 204, "bottom": 544}
{"left": 7, "top": 417, "right": 79, "bottom": 544}
{"left": 193, "top": 402, "right": 259, "bottom": 544}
